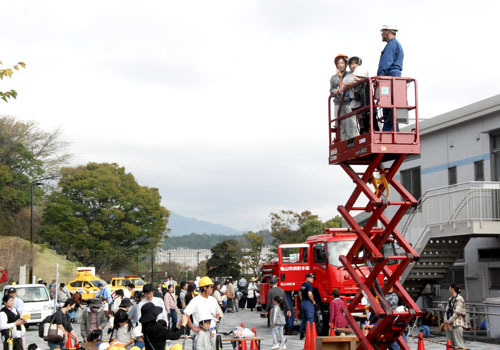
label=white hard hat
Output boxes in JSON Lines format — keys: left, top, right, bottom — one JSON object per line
{"left": 353, "top": 66, "right": 369, "bottom": 78}
{"left": 131, "top": 324, "right": 143, "bottom": 338}
{"left": 380, "top": 25, "right": 398, "bottom": 33}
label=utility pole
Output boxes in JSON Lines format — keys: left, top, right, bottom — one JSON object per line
{"left": 151, "top": 248, "right": 154, "bottom": 282}
{"left": 29, "top": 182, "right": 42, "bottom": 284}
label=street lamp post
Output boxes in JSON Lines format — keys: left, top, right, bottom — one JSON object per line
{"left": 29, "top": 182, "right": 42, "bottom": 284}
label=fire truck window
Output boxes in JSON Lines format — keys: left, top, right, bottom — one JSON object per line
{"left": 314, "top": 243, "right": 326, "bottom": 268}
{"left": 327, "top": 240, "right": 359, "bottom": 266}
{"left": 281, "top": 247, "right": 308, "bottom": 264}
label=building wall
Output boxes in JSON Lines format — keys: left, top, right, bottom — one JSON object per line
{"left": 399, "top": 115, "right": 497, "bottom": 192}
{"left": 156, "top": 248, "right": 212, "bottom": 269}
{"left": 388, "top": 103, "right": 500, "bottom": 303}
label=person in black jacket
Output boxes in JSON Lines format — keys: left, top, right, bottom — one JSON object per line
{"left": 140, "top": 302, "right": 187, "bottom": 350}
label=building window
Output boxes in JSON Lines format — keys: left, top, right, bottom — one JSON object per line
{"left": 474, "top": 160, "right": 484, "bottom": 181}
{"left": 441, "top": 267, "right": 465, "bottom": 286}
{"left": 489, "top": 268, "right": 500, "bottom": 289}
{"left": 492, "top": 133, "right": 500, "bottom": 181}
{"left": 401, "top": 166, "right": 421, "bottom": 200}
{"left": 479, "top": 248, "right": 500, "bottom": 261}
{"left": 448, "top": 166, "right": 457, "bottom": 185}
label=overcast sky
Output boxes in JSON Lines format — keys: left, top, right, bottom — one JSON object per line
{"left": 2, "top": 1, "right": 499, "bottom": 231}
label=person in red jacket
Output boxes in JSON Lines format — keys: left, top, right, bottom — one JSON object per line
{"left": 329, "top": 289, "right": 349, "bottom": 334}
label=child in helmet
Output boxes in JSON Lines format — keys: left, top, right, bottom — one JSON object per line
{"left": 196, "top": 318, "right": 213, "bottom": 350}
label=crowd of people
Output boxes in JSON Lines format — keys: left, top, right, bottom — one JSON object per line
{"left": 0, "top": 275, "right": 268, "bottom": 350}
{"left": 0, "top": 273, "right": 469, "bottom": 350}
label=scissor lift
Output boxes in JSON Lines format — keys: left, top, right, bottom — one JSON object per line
{"left": 328, "top": 77, "right": 422, "bottom": 350}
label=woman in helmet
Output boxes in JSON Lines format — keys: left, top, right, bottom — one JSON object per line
{"left": 330, "top": 54, "right": 359, "bottom": 141}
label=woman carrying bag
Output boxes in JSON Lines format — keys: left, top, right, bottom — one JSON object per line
{"left": 47, "top": 299, "right": 79, "bottom": 350}
{"left": 247, "top": 277, "right": 259, "bottom": 311}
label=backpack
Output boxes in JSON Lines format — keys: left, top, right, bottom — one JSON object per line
{"left": 38, "top": 314, "right": 55, "bottom": 338}
{"left": 177, "top": 294, "right": 182, "bottom": 310}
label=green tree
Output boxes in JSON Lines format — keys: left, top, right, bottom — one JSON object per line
{"left": 269, "top": 210, "right": 343, "bottom": 253}
{"left": 0, "top": 117, "right": 70, "bottom": 237}
{"left": 40, "top": 162, "right": 169, "bottom": 273}
{"left": 206, "top": 239, "right": 241, "bottom": 278}
{"left": 242, "top": 231, "right": 265, "bottom": 276}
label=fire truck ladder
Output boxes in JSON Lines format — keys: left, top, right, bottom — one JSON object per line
{"left": 328, "top": 77, "right": 422, "bottom": 350}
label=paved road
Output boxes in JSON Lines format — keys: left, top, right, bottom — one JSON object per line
{"left": 24, "top": 308, "right": 500, "bottom": 349}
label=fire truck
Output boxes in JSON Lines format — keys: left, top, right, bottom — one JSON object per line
{"left": 260, "top": 229, "right": 398, "bottom": 335}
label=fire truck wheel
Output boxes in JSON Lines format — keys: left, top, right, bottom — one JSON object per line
{"left": 314, "top": 307, "right": 328, "bottom": 336}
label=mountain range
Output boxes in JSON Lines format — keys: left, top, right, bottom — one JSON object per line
{"left": 166, "top": 212, "right": 243, "bottom": 236}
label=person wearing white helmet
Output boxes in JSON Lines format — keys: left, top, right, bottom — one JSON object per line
{"left": 183, "top": 277, "right": 222, "bottom": 350}
{"left": 377, "top": 25, "right": 403, "bottom": 77}
{"left": 377, "top": 24, "right": 404, "bottom": 132}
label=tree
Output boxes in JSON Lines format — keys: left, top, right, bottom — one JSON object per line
{"left": 206, "top": 239, "right": 241, "bottom": 278}
{"left": 0, "top": 117, "right": 70, "bottom": 237}
{"left": 270, "top": 210, "right": 343, "bottom": 253}
{"left": 40, "top": 162, "right": 169, "bottom": 272}
{"left": 0, "top": 60, "right": 26, "bottom": 102}
{"left": 242, "top": 231, "right": 265, "bottom": 276}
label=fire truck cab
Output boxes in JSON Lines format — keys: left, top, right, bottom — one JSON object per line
{"left": 261, "top": 228, "right": 398, "bottom": 334}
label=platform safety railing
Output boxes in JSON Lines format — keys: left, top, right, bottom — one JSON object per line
{"left": 328, "top": 76, "right": 419, "bottom": 146}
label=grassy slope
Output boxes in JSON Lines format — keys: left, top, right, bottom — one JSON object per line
{"left": 0, "top": 236, "right": 80, "bottom": 286}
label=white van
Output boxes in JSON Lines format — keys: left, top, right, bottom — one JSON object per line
{"left": 2, "top": 284, "right": 54, "bottom": 328}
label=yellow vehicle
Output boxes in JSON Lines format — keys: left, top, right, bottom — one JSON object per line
{"left": 67, "top": 271, "right": 106, "bottom": 300}
{"left": 110, "top": 275, "right": 145, "bottom": 299}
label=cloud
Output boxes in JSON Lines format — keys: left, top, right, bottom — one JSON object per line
{"left": 2, "top": 0, "right": 500, "bottom": 232}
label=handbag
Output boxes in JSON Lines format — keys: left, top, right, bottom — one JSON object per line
{"left": 43, "top": 315, "right": 65, "bottom": 343}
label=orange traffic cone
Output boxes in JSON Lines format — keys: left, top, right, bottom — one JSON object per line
{"left": 329, "top": 323, "right": 335, "bottom": 336}
{"left": 304, "top": 321, "right": 311, "bottom": 349}
{"left": 65, "top": 332, "right": 73, "bottom": 349}
{"left": 446, "top": 339, "right": 452, "bottom": 350}
{"left": 311, "top": 322, "right": 317, "bottom": 350}
{"left": 250, "top": 328, "right": 258, "bottom": 350}
{"left": 417, "top": 332, "right": 425, "bottom": 350}
{"left": 239, "top": 323, "right": 247, "bottom": 350}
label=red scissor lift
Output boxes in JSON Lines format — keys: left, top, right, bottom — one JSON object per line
{"left": 328, "top": 77, "right": 422, "bottom": 350}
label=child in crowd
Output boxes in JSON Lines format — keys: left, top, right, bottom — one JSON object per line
{"left": 196, "top": 317, "right": 213, "bottom": 350}
{"left": 270, "top": 296, "right": 286, "bottom": 350}
{"left": 110, "top": 309, "right": 134, "bottom": 349}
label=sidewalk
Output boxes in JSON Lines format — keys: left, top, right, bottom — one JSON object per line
{"left": 23, "top": 308, "right": 500, "bottom": 349}
{"left": 217, "top": 309, "right": 500, "bottom": 350}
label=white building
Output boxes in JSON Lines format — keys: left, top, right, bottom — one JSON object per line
{"left": 156, "top": 246, "right": 275, "bottom": 274}
{"left": 156, "top": 248, "right": 211, "bottom": 269}
{"left": 389, "top": 94, "right": 500, "bottom": 304}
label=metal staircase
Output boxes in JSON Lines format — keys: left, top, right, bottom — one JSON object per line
{"left": 401, "top": 181, "right": 500, "bottom": 298}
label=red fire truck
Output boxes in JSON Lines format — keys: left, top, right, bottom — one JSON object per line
{"left": 259, "top": 228, "right": 398, "bottom": 335}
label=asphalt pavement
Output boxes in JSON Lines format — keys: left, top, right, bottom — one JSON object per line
{"left": 23, "top": 308, "right": 500, "bottom": 350}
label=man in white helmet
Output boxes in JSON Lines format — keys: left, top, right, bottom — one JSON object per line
{"left": 377, "top": 25, "right": 403, "bottom": 77}
{"left": 377, "top": 25, "right": 404, "bottom": 132}
{"left": 183, "top": 276, "right": 222, "bottom": 350}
